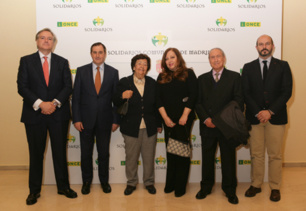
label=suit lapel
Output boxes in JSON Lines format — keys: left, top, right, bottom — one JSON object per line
{"left": 255, "top": 59, "right": 265, "bottom": 87}
{"left": 266, "top": 57, "right": 277, "bottom": 83}
{"left": 88, "top": 63, "right": 97, "bottom": 94}
{"left": 49, "top": 53, "right": 57, "bottom": 87}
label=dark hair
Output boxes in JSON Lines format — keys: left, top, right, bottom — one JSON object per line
{"left": 158, "top": 48, "right": 188, "bottom": 84}
{"left": 90, "top": 42, "right": 106, "bottom": 53}
{"left": 131, "top": 54, "right": 151, "bottom": 73}
{"left": 35, "top": 28, "right": 56, "bottom": 42}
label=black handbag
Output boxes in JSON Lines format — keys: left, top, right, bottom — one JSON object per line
{"left": 116, "top": 77, "right": 132, "bottom": 116}
{"left": 117, "top": 99, "right": 129, "bottom": 115}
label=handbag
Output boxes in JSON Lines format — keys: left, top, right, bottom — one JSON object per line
{"left": 117, "top": 99, "right": 129, "bottom": 115}
{"left": 167, "top": 138, "right": 191, "bottom": 157}
{"left": 116, "top": 77, "right": 132, "bottom": 115}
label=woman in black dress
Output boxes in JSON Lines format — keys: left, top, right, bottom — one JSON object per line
{"left": 156, "top": 48, "right": 197, "bottom": 197}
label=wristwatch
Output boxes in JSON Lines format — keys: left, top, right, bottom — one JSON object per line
{"left": 52, "top": 100, "right": 59, "bottom": 106}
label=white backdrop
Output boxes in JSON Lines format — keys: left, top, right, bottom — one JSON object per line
{"left": 37, "top": 0, "right": 282, "bottom": 184}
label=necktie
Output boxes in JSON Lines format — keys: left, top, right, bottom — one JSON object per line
{"left": 43, "top": 56, "right": 49, "bottom": 86}
{"left": 95, "top": 67, "right": 101, "bottom": 94}
{"left": 263, "top": 60, "right": 268, "bottom": 82}
{"left": 215, "top": 72, "right": 219, "bottom": 82}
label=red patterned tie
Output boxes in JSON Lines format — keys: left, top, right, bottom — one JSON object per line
{"left": 43, "top": 56, "right": 49, "bottom": 86}
{"left": 95, "top": 66, "right": 101, "bottom": 94}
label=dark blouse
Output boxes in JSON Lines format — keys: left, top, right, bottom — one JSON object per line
{"left": 156, "top": 69, "right": 198, "bottom": 123}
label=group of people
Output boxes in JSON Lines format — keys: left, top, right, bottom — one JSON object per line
{"left": 17, "top": 28, "right": 292, "bottom": 206}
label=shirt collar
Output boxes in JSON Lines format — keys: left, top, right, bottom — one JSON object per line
{"left": 133, "top": 74, "right": 145, "bottom": 84}
{"left": 259, "top": 56, "right": 272, "bottom": 64}
{"left": 38, "top": 51, "right": 51, "bottom": 59}
{"left": 93, "top": 62, "right": 104, "bottom": 71}
{"left": 212, "top": 68, "right": 224, "bottom": 76}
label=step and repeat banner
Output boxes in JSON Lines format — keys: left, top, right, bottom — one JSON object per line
{"left": 37, "top": 0, "right": 282, "bottom": 184}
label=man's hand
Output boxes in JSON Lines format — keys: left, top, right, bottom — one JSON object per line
{"left": 257, "top": 110, "right": 271, "bottom": 123}
{"left": 40, "top": 102, "right": 56, "bottom": 115}
{"left": 205, "top": 118, "right": 216, "bottom": 128}
{"left": 112, "top": 124, "right": 119, "bottom": 132}
{"left": 74, "top": 122, "right": 84, "bottom": 132}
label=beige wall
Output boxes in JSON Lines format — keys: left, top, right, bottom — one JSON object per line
{"left": 0, "top": 0, "right": 305, "bottom": 167}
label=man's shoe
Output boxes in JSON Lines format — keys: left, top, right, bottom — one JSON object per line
{"left": 146, "top": 185, "right": 156, "bottom": 194}
{"left": 124, "top": 185, "right": 136, "bottom": 195}
{"left": 58, "top": 188, "right": 78, "bottom": 198}
{"left": 270, "top": 189, "right": 281, "bottom": 202}
{"left": 245, "top": 186, "right": 262, "bottom": 197}
{"left": 81, "top": 182, "right": 91, "bottom": 195}
{"left": 26, "top": 193, "right": 40, "bottom": 205}
{"left": 195, "top": 189, "right": 211, "bottom": 199}
{"left": 226, "top": 194, "right": 239, "bottom": 204}
{"left": 101, "top": 183, "right": 111, "bottom": 193}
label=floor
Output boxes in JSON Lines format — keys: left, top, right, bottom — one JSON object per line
{"left": 0, "top": 167, "right": 305, "bottom": 211}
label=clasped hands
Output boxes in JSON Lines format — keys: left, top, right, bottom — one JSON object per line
{"left": 257, "top": 110, "right": 271, "bottom": 123}
{"left": 39, "top": 101, "right": 56, "bottom": 115}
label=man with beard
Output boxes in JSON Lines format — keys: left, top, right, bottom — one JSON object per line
{"left": 242, "top": 35, "right": 292, "bottom": 202}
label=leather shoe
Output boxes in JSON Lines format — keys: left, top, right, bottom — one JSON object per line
{"left": 124, "top": 185, "right": 136, "bottom": 195}
{"left": 195, "top": 189, "right": 211, "bottom": 199}
{"left": 270, "top": 189, "right": 281, "bottom": 202}
{"left": 101, "top": 183, "right": 112, "bottom": 193}
{"left": 245, "top": 186, "right": 262, "bottom": 197}
{"left": 226, "top": 194, "right": 239, "bottom": 204}
{"left": 81, "top": 182, "right": 91, "bottom": 195}
{"left": 146, "top": 185, "right": 156, "bottom": 194}
{"left": 26, "top": 193, "right": 40, "bottom": 205}
{"left": 58, "top": 188, "right": 78, "bottom": 198}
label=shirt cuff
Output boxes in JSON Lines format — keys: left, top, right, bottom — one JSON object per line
{"left": 33, "top": 99, "right": 43, "bottom": 111}
{"left": 53, "top": 99, "right": 61, "bottom": 108}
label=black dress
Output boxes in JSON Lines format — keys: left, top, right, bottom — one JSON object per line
{"left": 156, "top": 69, "right": 197, "bottom": 196}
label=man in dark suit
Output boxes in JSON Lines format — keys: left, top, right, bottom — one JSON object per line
{"left": 72, "top": 42, "right": 119, "bottom": 195}
{"left": 17, "top": 28, "right": 77, "bottom": 205}
{"left": 242, "top": 35, "right": 292, "bottom": 202}
{"left": 195, "top": 48, "right": 243, "bottom": 204}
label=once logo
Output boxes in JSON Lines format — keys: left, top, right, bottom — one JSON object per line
{"left": 155, "top": 156, "right": 167, "bottom": 165}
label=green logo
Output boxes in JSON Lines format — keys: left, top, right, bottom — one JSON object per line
{"left": 125, "top": 0, "right": 134, "bottom": 2}
{"left": 155, "top": 156, "right": 167, "bottom": 165}
{"left": 67, "top": 134, "right": 76, "bottom": 143}
{"left": 152, "top": 33, "right": 168, "bottom": 47}
{"left": 216, "top": 17, "right": 227, "bottom": 26}
{"left": 121, "top": 161, "right": 141, "bottom": 166}
{"left": 191, "top": 135, "right": 196, "bottom": 142}
{"left": 238, "top": 160, "right": 251, "bottom": 165}
{"left": 186, "top": 0, "right": 196, "bottom": 2}
{"left": 157, "top": 137, "right": 165, "bottom": 143}
{"left": 62, "top": 0, "right": 72, "bottom": 2}
{"left": 95, "top": 159, "right": 98, "bottom": 165}
{"left": 215, "top": 156, "right": 221, "bottom": 164}
{"left": 67, "top": 161, "right": 81, "bottom": 166}
{"left": 93, "top": 16, "right": 104, "bottom": 26}
{"left": 247, "top": 0, "right": 257, "bottom": 2}
{"left": 57, "top": 22, "right": 78, "bottom": 27}
{"left": 240, "top": 22, "right": 261, "bottom": 27}
{"left": 190, "top": 160, "right": 201, "bottom": 165}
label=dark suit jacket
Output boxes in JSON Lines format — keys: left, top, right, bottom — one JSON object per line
{"left": 242, "top": 57, "right": 292, "bottom": 125}
{"left": 17, "top": 51, "right": 72, "bottom": 124}
{"left": 72, "top": 63, "right": 119, "bottom": 131}
{"left": 113, "top": 75, "right": 161, "bottom": 138}
{"left": 196, "top": 68, "right": 243, "bottom": 137}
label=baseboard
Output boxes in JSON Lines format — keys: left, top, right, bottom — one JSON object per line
{"left": 0, "top": 165, "right": 29, "bottom": 170}
{"left": 283, "top": 162, "right": 306, "bottom": 167}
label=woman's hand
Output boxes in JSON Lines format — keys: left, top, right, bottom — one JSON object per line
{"left": 179, "top": 114, "right": 188, "bottom": 126}
{"left": 122, "top": 90, "right": 133, "bottom": 99}
{"left": 164, "top": 116, "right": 176, "bottom": 128}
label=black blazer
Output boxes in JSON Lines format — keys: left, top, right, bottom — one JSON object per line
{"left": 113, "top": 75, "right": 161, "bottom": 138}
{"left": 72, "top": 63, "right": 120, "bottom": 130}
{"left": 196, "top": 68, "right": 243, "bottom": 137}
{"left": 17, "top": 52, "right": 72, "bottom": 124}
{"left": 242, "top": 57, "right": 292, "bottom": 125}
